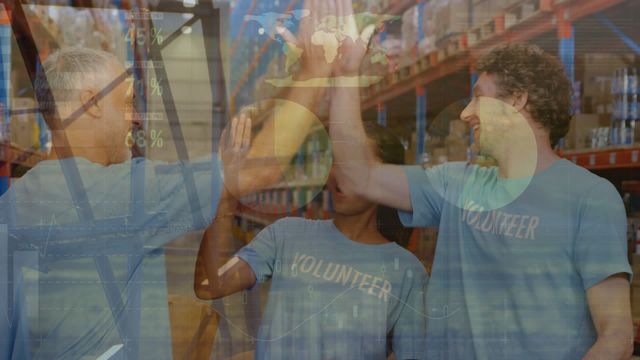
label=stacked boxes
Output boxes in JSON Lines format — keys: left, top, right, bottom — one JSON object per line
{"left": 472, "top": 0, "right": 521, "bottom": 27}
{"left": 581, "top": 53, "right": 634, "bottom": 114}
{"left": 433, "top": 0, "right": 471, "bottom": 44}
{"left": 419, "top": 2, "right": 436, "bottom": 55}
{"left": 564, "top": 114, "right": 609, "bottom": 150}
{"left": 445, "top": 119, "right": 469, "bottom": 161}
{"left": 401, "top": 3, "right": 436, "bottom": 64}
{"left": 421, "top": 119, "right": 470, "bottom": 165}
{"left": 472, "top": 0, "right": 493, "bottom": 27}
{"left": 401, "top": 6, "right": 420, "bottom": 58}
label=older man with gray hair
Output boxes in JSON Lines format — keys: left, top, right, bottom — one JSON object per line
{"left": 0, "top": 45, "right": 326, "bottom": 359}
{"left": 1, "top": 45, "right": 226, "bottom": 360}
{"left": 34, "top": 46, "right": 134, "bottom": 165}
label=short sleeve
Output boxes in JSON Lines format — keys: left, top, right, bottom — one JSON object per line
{"left": 150, "top": 154, "right": 224, "bottom": 231}
{"left": 235, "top": 223, "right": 279, "bottom": 284}
{"left": 398, "top": 165, "right": 447, "bottom": 228}
{"left": 575, "top": 181, "right": 631, "bottom": 290}
{"left": 391, "top": 265, "right": 428, "bottom": 360}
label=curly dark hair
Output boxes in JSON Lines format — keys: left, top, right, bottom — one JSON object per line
{"left": 476, "top": 43, "right": 573, "bottom": 147}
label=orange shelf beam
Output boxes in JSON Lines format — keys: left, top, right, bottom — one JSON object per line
{"left": 362, "top": 0, "right": 629, "bottom": 111}
{"left": 561, "top": 146, "right": 640, "bottom": 170}
{"left": 362, "top": 53, "right": 470, "bottom": 110}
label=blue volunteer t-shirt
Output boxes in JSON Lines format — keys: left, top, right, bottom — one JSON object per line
{"left": 399, "top": 159, "right": 631, "bottom": 359}
{"left": 235, "top": 218, "right": 428, "bottom": 360}
{"left": 0, "top": 155, "right": 222, "bottom": 360}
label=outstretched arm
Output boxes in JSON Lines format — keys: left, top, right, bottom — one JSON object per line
{"left": 193, "top": 192, "right": 256, "bottom": 300}
{"left": 327, "top": 0, "right": 412, "bottom": 211}
{"left": 227, "top": 0, "right": 336, "bottom": 198}
{"left": 582, "top": 273, "right": 633, "bottom": 360}
{"left": 195, "top": 115, "right": 257, "bottom": 299}
{"left": 330, "top": 87, "right": 411, "bottom": 211}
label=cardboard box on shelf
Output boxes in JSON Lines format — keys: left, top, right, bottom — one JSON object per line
{"left": 418, "top": 35, "right": 436, "bottom": 56}
{"left": 565, "top": 114, "right": 609, "bottom": 150}
{"left": 433, "top": 0, "right": 471, "bottom": 44}
{"left": 582, "top": 53, "right": 636, "bottom": 85}
{"left": 402, "top": 2, "right": 437, "bottom": 57}
{"left": 433, "top": 147, "right": 448, "bottom": 164}
{"left": 445, "top": 137, "right": 468, "bottom": 162}
{"left": 472, "top": 0, "right": 521, "bottom": 27}
{"left": 471, "top": 0, "right": 493, "bottom": 27}
{"left": 418, "top": 2, "right": 436, "bottom": 55}
{"left": 581, "top": 53, "right": 636, "bottom": 114}
{"left": 449, "top": 119, "right": 469, "bottom": 139}
{"left": 401, "top": 6, "right": 419, "bottom": 52}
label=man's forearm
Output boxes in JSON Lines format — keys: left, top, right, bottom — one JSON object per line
{"left": 585, "top": 275, "right": 634, "bottom": 360}
{"left": 194, "top": 194, "right": 238, "bottom": 299}
{"left": 329, "top": 86, "right": 373, "bottom": 196}
{"left": 329, "top": 85, "right": 413, "bottom": 211}
{"left": 583, "top": 333, "right": 633, "bottom": 360}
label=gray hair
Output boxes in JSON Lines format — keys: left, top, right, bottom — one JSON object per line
{"left": 35, "top": 46, "right": 118, "bottom": 117}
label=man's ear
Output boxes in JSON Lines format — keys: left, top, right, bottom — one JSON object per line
{"left": 513, "top": 91, "right": 529, "bottom": 112}
{"left": 79, "top": 89, "right": 102, "bottom": 118}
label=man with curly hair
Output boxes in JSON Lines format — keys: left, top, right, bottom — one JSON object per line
{"left": 322, "top": 6, "right": 633, "bottom": 356}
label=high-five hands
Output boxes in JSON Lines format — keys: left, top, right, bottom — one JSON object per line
{"left": 276, "top": 0, "right": 378, "bottom": 84}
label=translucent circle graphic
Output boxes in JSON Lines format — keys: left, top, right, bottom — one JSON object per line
{"left": 233, "top": 99, "right": 332, "bottom": 215}
{"left": 428, "top": 97, "right": 537, "bottom": 213}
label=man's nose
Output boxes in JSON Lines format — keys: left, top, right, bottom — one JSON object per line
{"left": 460, "top": 100, "right": 474, "bottom": 122}
{"left": 130, "top": 115, "right": 142, "bottom": 130}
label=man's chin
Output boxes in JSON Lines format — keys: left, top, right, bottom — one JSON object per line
{"left": 109, "top": 149, "right": 132, "bottom": 165}
{"left": 333, "top": 207, "right": 369, "bottom": 217}
{"left": 332, "top": 207, "right": 352, "bottom": 216}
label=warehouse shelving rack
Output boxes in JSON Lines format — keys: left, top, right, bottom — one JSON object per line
{"left": 561, "top": 146, "right": 640, "bottom": 171}
{"left": 357, "top": 0, "right": 640, "bottom": 282}
{"left": 228, "top": 0, "right": 302, "bottom": 114}
{"left": 234, "top": 0, "right": 640, "bottom": 233}
{"left": 363, "top": 0, "right": 637, "bottom": 164}
{"left": 0, "top": 1, "right": 230, "bottom": 358}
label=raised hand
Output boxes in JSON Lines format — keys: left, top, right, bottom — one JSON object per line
{"left": 331, "top": 0, "right": 377, "bottom": 77}
{"left": 276, "top": 0, "right": 334, "bottom": 81}
{"left": 220, "top": 112, "right": 252, "bottom": 198}
{"left": 275, "top": 0, "right": 378, "bottom": 82}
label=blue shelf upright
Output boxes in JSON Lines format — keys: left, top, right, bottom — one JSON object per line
{"left": 0, "top": 7, "right": 10, "bottom": 197}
